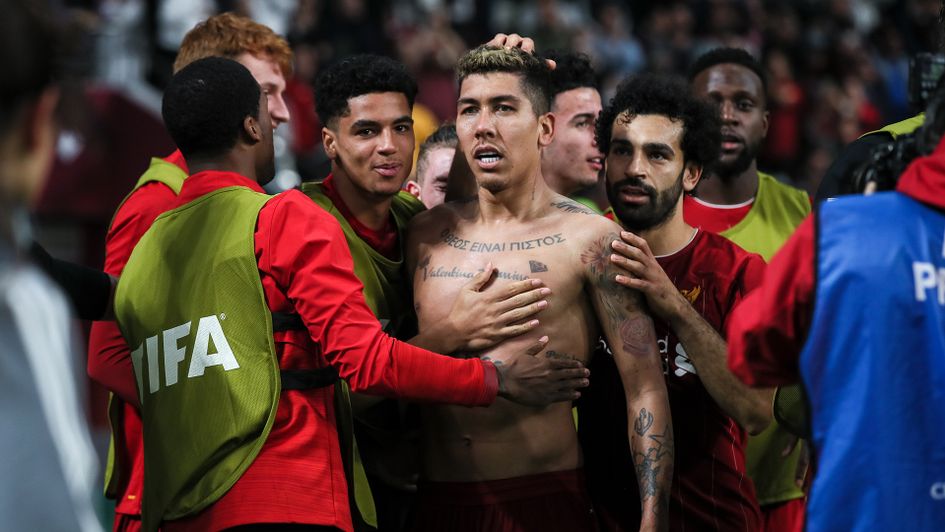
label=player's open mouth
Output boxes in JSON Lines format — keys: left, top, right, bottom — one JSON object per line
{"left": 474, "top": 147, "right": 503, "bottom": 169}
{"left": 588, "top": 157, "right": 603, "bottom": 171}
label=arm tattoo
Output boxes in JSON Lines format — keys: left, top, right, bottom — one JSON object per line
{"left": 619, "top": 315, "right": 656, "bottom": 356}
{"left": 582, "top": 233, "right": 629, "bottom": 324}
{"left": 633, "top": 414, "right": 674, "bottom": 504}
{"left": 634, "top": 408, "right": 654, "bottom": 436}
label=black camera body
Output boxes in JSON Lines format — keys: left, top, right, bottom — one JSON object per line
{"left": 910, "top": 53, "right": 945, "bottom": 110}
{"left": 853, "top": 55, "right": 945, "bottom": 193}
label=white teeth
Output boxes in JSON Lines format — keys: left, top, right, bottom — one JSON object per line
{"left": 480, "top": 156, "right": 500, "bottom": 164}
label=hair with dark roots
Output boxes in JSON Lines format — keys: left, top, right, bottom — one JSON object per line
{"left": 315, "top": 55, "right": 417, "bottom": 128}
{"left": 162, "top": 57, "right": 261, "bottom": 160}
{"left": 174, "top": 12, "right": 293, "bottom": 77}
{"left": 456, "top": 45, "right": 552, "bottom": 116}
{"left": 688, "top": 47, "right": 767, "bottom": 101}
{"left": 416, "top": 123, "right": 458, "bottom": 182}
{"left": 544, "top": 50, "right": 597, "bottom": 102}
{"left": 597, "top": 74, "right": 721, "bottom": 167}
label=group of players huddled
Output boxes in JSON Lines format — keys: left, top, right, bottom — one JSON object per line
{"left": 88, "top": 12, "right": 813, "bottom": 532}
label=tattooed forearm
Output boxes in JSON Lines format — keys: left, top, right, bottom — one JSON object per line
{"left": 440, "top": 229, "right": 567, "bottom": 252}
{"left": 619, "top": 315, "right": 657, "bottom": 356}
{"left": 551, "top": 200, "right": 597, "bottom": 215}
{"left": 632, "top": 414, "right": 674, "bottom": 508}
{"left": 634, "top": 408, "right": 654, "bottom": 436}
{"left": 583, "top": 233, "right": 631, "bottom": 324}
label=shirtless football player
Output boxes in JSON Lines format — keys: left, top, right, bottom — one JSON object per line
{"left": 406, "top": 45, "right": 673, "bottom": 532}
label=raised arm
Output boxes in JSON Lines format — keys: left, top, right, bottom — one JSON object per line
{"left": 610, "top": 231, "right": 774, "bottom": 435}
{"left": 583, "top": 230, "right": 672, "bottom": 532}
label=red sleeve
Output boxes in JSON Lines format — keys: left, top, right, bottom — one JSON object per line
{"left": 257, "top": 190, "right": 497, "bottom": 405}
{"left": 727, "top": 214, "right": 816, "bottom": 387}
{"left": 87, "top": 182, "right": 179, "bottom": 406}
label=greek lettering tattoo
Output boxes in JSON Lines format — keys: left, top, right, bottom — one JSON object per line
{"left": 439, "top": 229, "right": 566, "bottom": 253}
{"left": 551, "top": 200, "right": 596, "bottom": 215}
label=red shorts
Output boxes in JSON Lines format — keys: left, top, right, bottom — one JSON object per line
{"left": 762, "top": 498, "right": 805, "bottom": 532}
{"left": 410, "top": 468, "right": 598, "bottom": 532}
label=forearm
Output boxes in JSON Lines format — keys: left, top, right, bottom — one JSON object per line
{"left": 406, "top": 320, "right": 458, "bottom": 355}
{"left": 87, "top": 321, "right": 140, "bottom": 406}
{"left": 336, "top": 329, "right": 497, "bottom": 406}
{"left": 670, "top": 304, "right": 773, "bottom": 434}
{"left": 626, "top": 389, "right": 673, "bottom": 531}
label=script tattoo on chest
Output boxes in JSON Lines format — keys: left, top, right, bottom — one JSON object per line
{"left": 439, "top": 229, "right": 567, "bottom": 253}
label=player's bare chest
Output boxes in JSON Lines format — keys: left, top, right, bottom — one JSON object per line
{"left": 414, "top": 225, "right": 584, "bottom": 299}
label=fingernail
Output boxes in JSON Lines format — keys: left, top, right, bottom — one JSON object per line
{"left": 531, "top": 278, "right": 543, "bottom": 286}
{"left": 537, "top": 300, "right": 548, "bottom": 309}
{"left": 529, "top": 320, "right": 540, "bottom": 328}
{"left": 615, "top": 275, "right": 627, "bottom": 283}
{"left": 539, "top": 287, "right": 551, "bottom": 296}
{"left": 539, "top": 335, "right": 549, "bottom": 343}
{"left": 584, "top": 369, "right": 590, "bottom": 376}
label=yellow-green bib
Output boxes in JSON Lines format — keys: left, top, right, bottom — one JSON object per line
{"left": 104, "top": 156, "right": 188, "bottom": 500}
{"left": 720, "top": 172, "right": 811, "bottom": 506}
{"left": 115, "top": 185, "right": 278, "bottom": 532}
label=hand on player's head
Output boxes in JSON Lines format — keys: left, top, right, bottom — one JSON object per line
{"left": 485, "top": 33, "right": 557, "bottom": 70}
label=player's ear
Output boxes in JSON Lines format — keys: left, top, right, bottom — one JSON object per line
{"left": 405, "top": 180, "right": 421, "bottom": 199}
{"left": 243, "top": 115, "right": 262, "bottom": 144}
{"left": 322, "top": 126, "right": 337, "bottom": 160}
{"left": 538, "top": 112, "right": 554, "bottom": 147}
{"left": 683, "top": 161, "right": 702, "bottom": 192}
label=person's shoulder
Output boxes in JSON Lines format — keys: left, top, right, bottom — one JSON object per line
{"left": 697, "top": 229, "right": 765, "bottom": 267}
{"left": 759, "top": 172, "right": 809, "bottom": 201}
{"left": 114, "top": 181, "right": 179, "bottom": 225}
{"left": 392, "top": 190, "right": 426, "bottom": 221}
{"left": 408, "top": 198, "right": 470, "bottom": 235}
{"left": 549, "top": 195, "right": 602, "bottom": 217}
{"left": 264, "top": 188, "right": 344, "bottom": 228}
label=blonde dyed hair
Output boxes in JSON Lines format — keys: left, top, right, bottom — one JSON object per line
{"left": 456, "top": 45, "right": 551, "bottom": 115}
{"left": 173, "top": 13, "right": 293, "bottom": 78}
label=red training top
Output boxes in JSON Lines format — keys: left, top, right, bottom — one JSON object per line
{"left": 580, "top": 229, "right": 766, "bottom": 531}
{"left": 683, "top": 194, "right": 754, "bottom": 234}
{"left": 87, "top": 149, "right": 188, "bottom": 517}
{"left": 162, "top": 170, "right": 497, "bottom": 532}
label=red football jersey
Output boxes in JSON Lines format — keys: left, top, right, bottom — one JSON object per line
{"left": 579, "top": 229, "right": 766, "bottom": 532}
